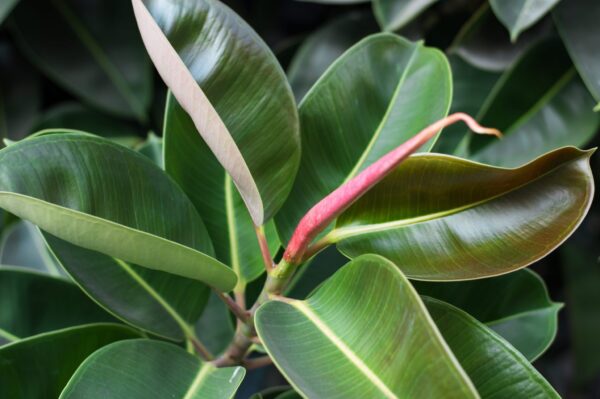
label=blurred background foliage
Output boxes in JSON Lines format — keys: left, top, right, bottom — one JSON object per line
{"left": 0, "top": 0, "right": 599, "bottom": 397}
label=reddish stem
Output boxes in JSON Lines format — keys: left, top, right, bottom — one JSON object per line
{"left": 255, "top": 225, "right": 274, "bottom": 272}
{"left": 283, "top": 113, "right": 501, "bottom": 265}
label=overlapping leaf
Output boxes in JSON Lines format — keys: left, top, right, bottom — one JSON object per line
{"left": 61, "top": 340, "right": 245, "bottom": 399}
{"left": 332, "top": 148, "right": 594, "bottom": 281}
{"left": 490, "top": 0, "right": 561, "bottom": 41}
{"left": 0, "top": 268, "right": 114, "bottom": 345}
{"left": 11, "top": 0, "right": 152, "bottom": 121}
{"left": 0, "top": 324, "right": 139, "bottom": 398}
{"left": 276, "top": 33, "right": 452, "bottom": 243}
{"left": 373, "top": 0, "right": 439, "bottom": 32}
{"left": 426, "top": 298, "right": 560, "bottom": 397}
{"left": 554, "top": 0, "right": 600, "bottom": 111}
{"left": 256, "top": 255, "right": 477, "bottom": 398}
{"left": 415, "top": 269, "right": 561, "bottom": 360}
{"left": 136, "top": 0, "right": 300, "bottom": 227}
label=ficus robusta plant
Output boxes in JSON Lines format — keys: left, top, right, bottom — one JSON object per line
{"left": 0, "top": 0, "right": 599, "bottom": 397}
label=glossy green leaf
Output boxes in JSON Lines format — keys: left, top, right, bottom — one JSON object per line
{"left": 450, "top": 4, "right": 550, "bottom": 72}
{"left": 490, "top": 0, "right": 561, "bottom": 41}
{"left": 164, "top": 96, "right": 279, "bottom": 288}
{"left": 276, "top": 33, "right": 452, "bottom": 243}
{"left": 373, "top": 0, "right": 438, "bottom": 32}
{"left": 0, "top": 40, "right": 41, "bottom": 140}
{"left": 414, "top": 269, "right": 561, "bottom": 360}
{"left": 425, "top": 298, "right": 560, "bottom": 398}
{"left": 0, "top": 0, "right": 18, "bottom": 24}
{"left": 0, "top": 323, "right": 139, "bottom": 398}
{"left": 287, "top": 12, "right": 377, "bottom": 101}
{"left": 195, "top": 292, "right": 235, "bottom": 355}
{"left": 11, "top": 0, "right": 152, "bottom": 121}
{"left": 0, "top": 268, "right": 115, "bottom": 344}
{"left": 140, "top": 0, "right": 300, "bottom": 226}
{"left": 33, "top": 103, "right": 143, "bottom": 148}
{"left": 61, "top": 340, "right": 245, "bottom": 399}
{"left": 333, "top": 147, "right": 594, "bottom": 281}
{"left": 554, "top": 0, "right": 600, "bottom": 111}
{"left": 256, "top": 255, "right": 477, "bottom": 398}
{"left": 0, "top": 220, "right": 64, "bottom": 276}
{"left": 433, "top": 55, "right": 501, "bottom": 155}
{"left": 0, "top": 132, "right": 237, "bottom": 291}
{"left": 463, "top": 38, "right": 600, "bottom": 167}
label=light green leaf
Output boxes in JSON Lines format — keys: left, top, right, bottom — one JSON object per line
{"left": 61, "top": 340, "right": 245, "bottom": 399}
{"left": 425, "top": 298, "right": 560, "bottom": 398}
{"left": 0, "top": 132, "right": 237, "bottom": 292}
{"left": 256, "top": 255, "right": 477, "bottom": 398}
{"left": 0, "top": 323, "right": 139, "bottom": 398}
{"left": 276, "top": 33, "right": 452, "bottom": 243}
{"left": 0, "top": 268, "right": 115, "bottom": 345}
{"left": 373, "top": 0, "right": 439, "bottom": 31}
{"left": 136, "top": 0, "right": 300, "bottom": 226}
{"left": 135, "top": 132, "right": 163, "bottom": 167}
{"left": 33, "top": 102, "right": 143, "bottom": 148}
{"left": 490, "top": 0, "right": 561, "bottom": 42}
{"left": 332, "top": 147, "right": 594, "bottom": 280}
{"left": 287, "top": 11, "right": 377, "bottom": 101}
{"left": 0, "top": 220, "right": 64, "bottom": 276}
{"left": 414, "top": 269, "right": 561, "bottom": 360}
{"left": 0, "top": 40, "right": 41, "bottom": 140}
{"left": 554, "top": 0, "right": 600, "bottom": 111}
{"left": 465, "top": 38, "right": 600, "bottom": 167}
{"left": 11, "top": 0, "right": 152, "bottom": 121}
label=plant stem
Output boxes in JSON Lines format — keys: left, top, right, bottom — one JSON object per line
{"left": 188, "top": 335, "right": 213, "bottom": 361}
{"left": 255, "top": 225, "right": 274, "bottom": 272}
{"left": 243, "top": 356, "right": 273, "bottom": 370}
{"left": 214, "top": 289, "right": 250, "bottom": 323}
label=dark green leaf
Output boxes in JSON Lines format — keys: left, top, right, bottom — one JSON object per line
{"left": 0, "top": 323, "right": 139, "bottom": 398}
{"left": 554, "top": 0, "right": 600, "bottom": 111}
{"left": 195, "top": 292, "right": 235, "bottom": 355}
{"left": 276, "top": 33, "right": 452, "bottom": 243}
{"left": 135, "top": 133, "right": 163, "bottom": 168}
{"left": 0, "top": 268, "right": 115, "bottom": 344}
{"left": 490, "top": 0, "right": 561, "bottom": 41}
{"left": 256, "top": 255, "right": 477, "bottom": 398}
{"left": 0, "top": 132, "right": 236, "bottom": 291}
{"left": 414, "top": 269, "right": 561, "bottom": 360}
{"left": 142, "top": 0, "right": 300, "bottom": 225}
{"left": 11, "top": 0, "right": 152, "bottom": 121}
{"left": 333, "top": 148, "right": 594, "bottom": 280}
{"left": 287, "top": 11, "right": 377, "bottom": 101}
{"left": 61, "top": 340, "right": 245, "bottom": 399}
{"left": 425, "top": 298, "right": 560, "bottom": 398}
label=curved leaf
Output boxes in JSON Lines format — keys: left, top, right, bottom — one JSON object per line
{"left": 0, "top": 132, "right": 237, "bottom": 291}
{"left": 256, "top": 255, "right": 477, "bottom": 398}
{"left": 332, "top": 147, "right": 594, "bottom": 280}
{"left": 195, "top": 292, "right": 235, "bottom": 355}
{"left": 165, "top": 93, "right": 279, "bottom": 288}
{"left": 136, "top": 133, "right": 163, "bottom": 167}
{"left": 0, "top": 0, "right": 18, "bottom": 24}
{"left": 0, "top": 323, "right": 139, "bottom": 398}
{"left": 61, "top": 340, "right": 245, "bottom": 399}
{"left": 464, "top": 38, "right": 600, "bottom": 167}
{"left": 0, "top": 220, "right": 63, "bottom": 276}
{"left": 0, "top": 40, "right": 41, "bottom": 140}
{"left": 554, "top": 0, "right": 600, "bottom": 111}
{"left": 33, "top": 103, "right": 143, "bottom": 148}
{"left": 287, "top": 11, "right": 377, "bottom": 101}
{"left": 11, "top": 0, "right": 152, "bottom": 121}
{"left": 490, "top": 0, "right": 561, "bottom": 41}
{"left": 276, "top": 33, "right": 452, "bottom": 243}
{"left": 373, "top": 0, "right": 439, "bottom": 32}
{"left": 425, "top": 298, "right": 560, "bottom": 398}
{"left": 135, "top": 0, "right": 300, "bottom": 225}
{"left": 0, "top": 268, "right": 115, "bottom": 344}
{"left": 414, "top": 269, "right": 561, "bottom": 360}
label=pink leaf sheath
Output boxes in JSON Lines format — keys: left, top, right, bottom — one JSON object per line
{"left": 282, "top": 113, "right": 502, "bottom": 265}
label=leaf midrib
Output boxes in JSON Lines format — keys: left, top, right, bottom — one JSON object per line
{"left": 332, "top": 152, "right": 580, "bottom": 241}
{"left": 290, "top": 300, "right": 397, "bottom": 398}
{"left": 182, "top": 362, "right": 212, "bottom": 399}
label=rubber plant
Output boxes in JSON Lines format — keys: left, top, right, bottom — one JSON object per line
{"left": 0, "top": 0, "right": 595, "bottom": 398}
